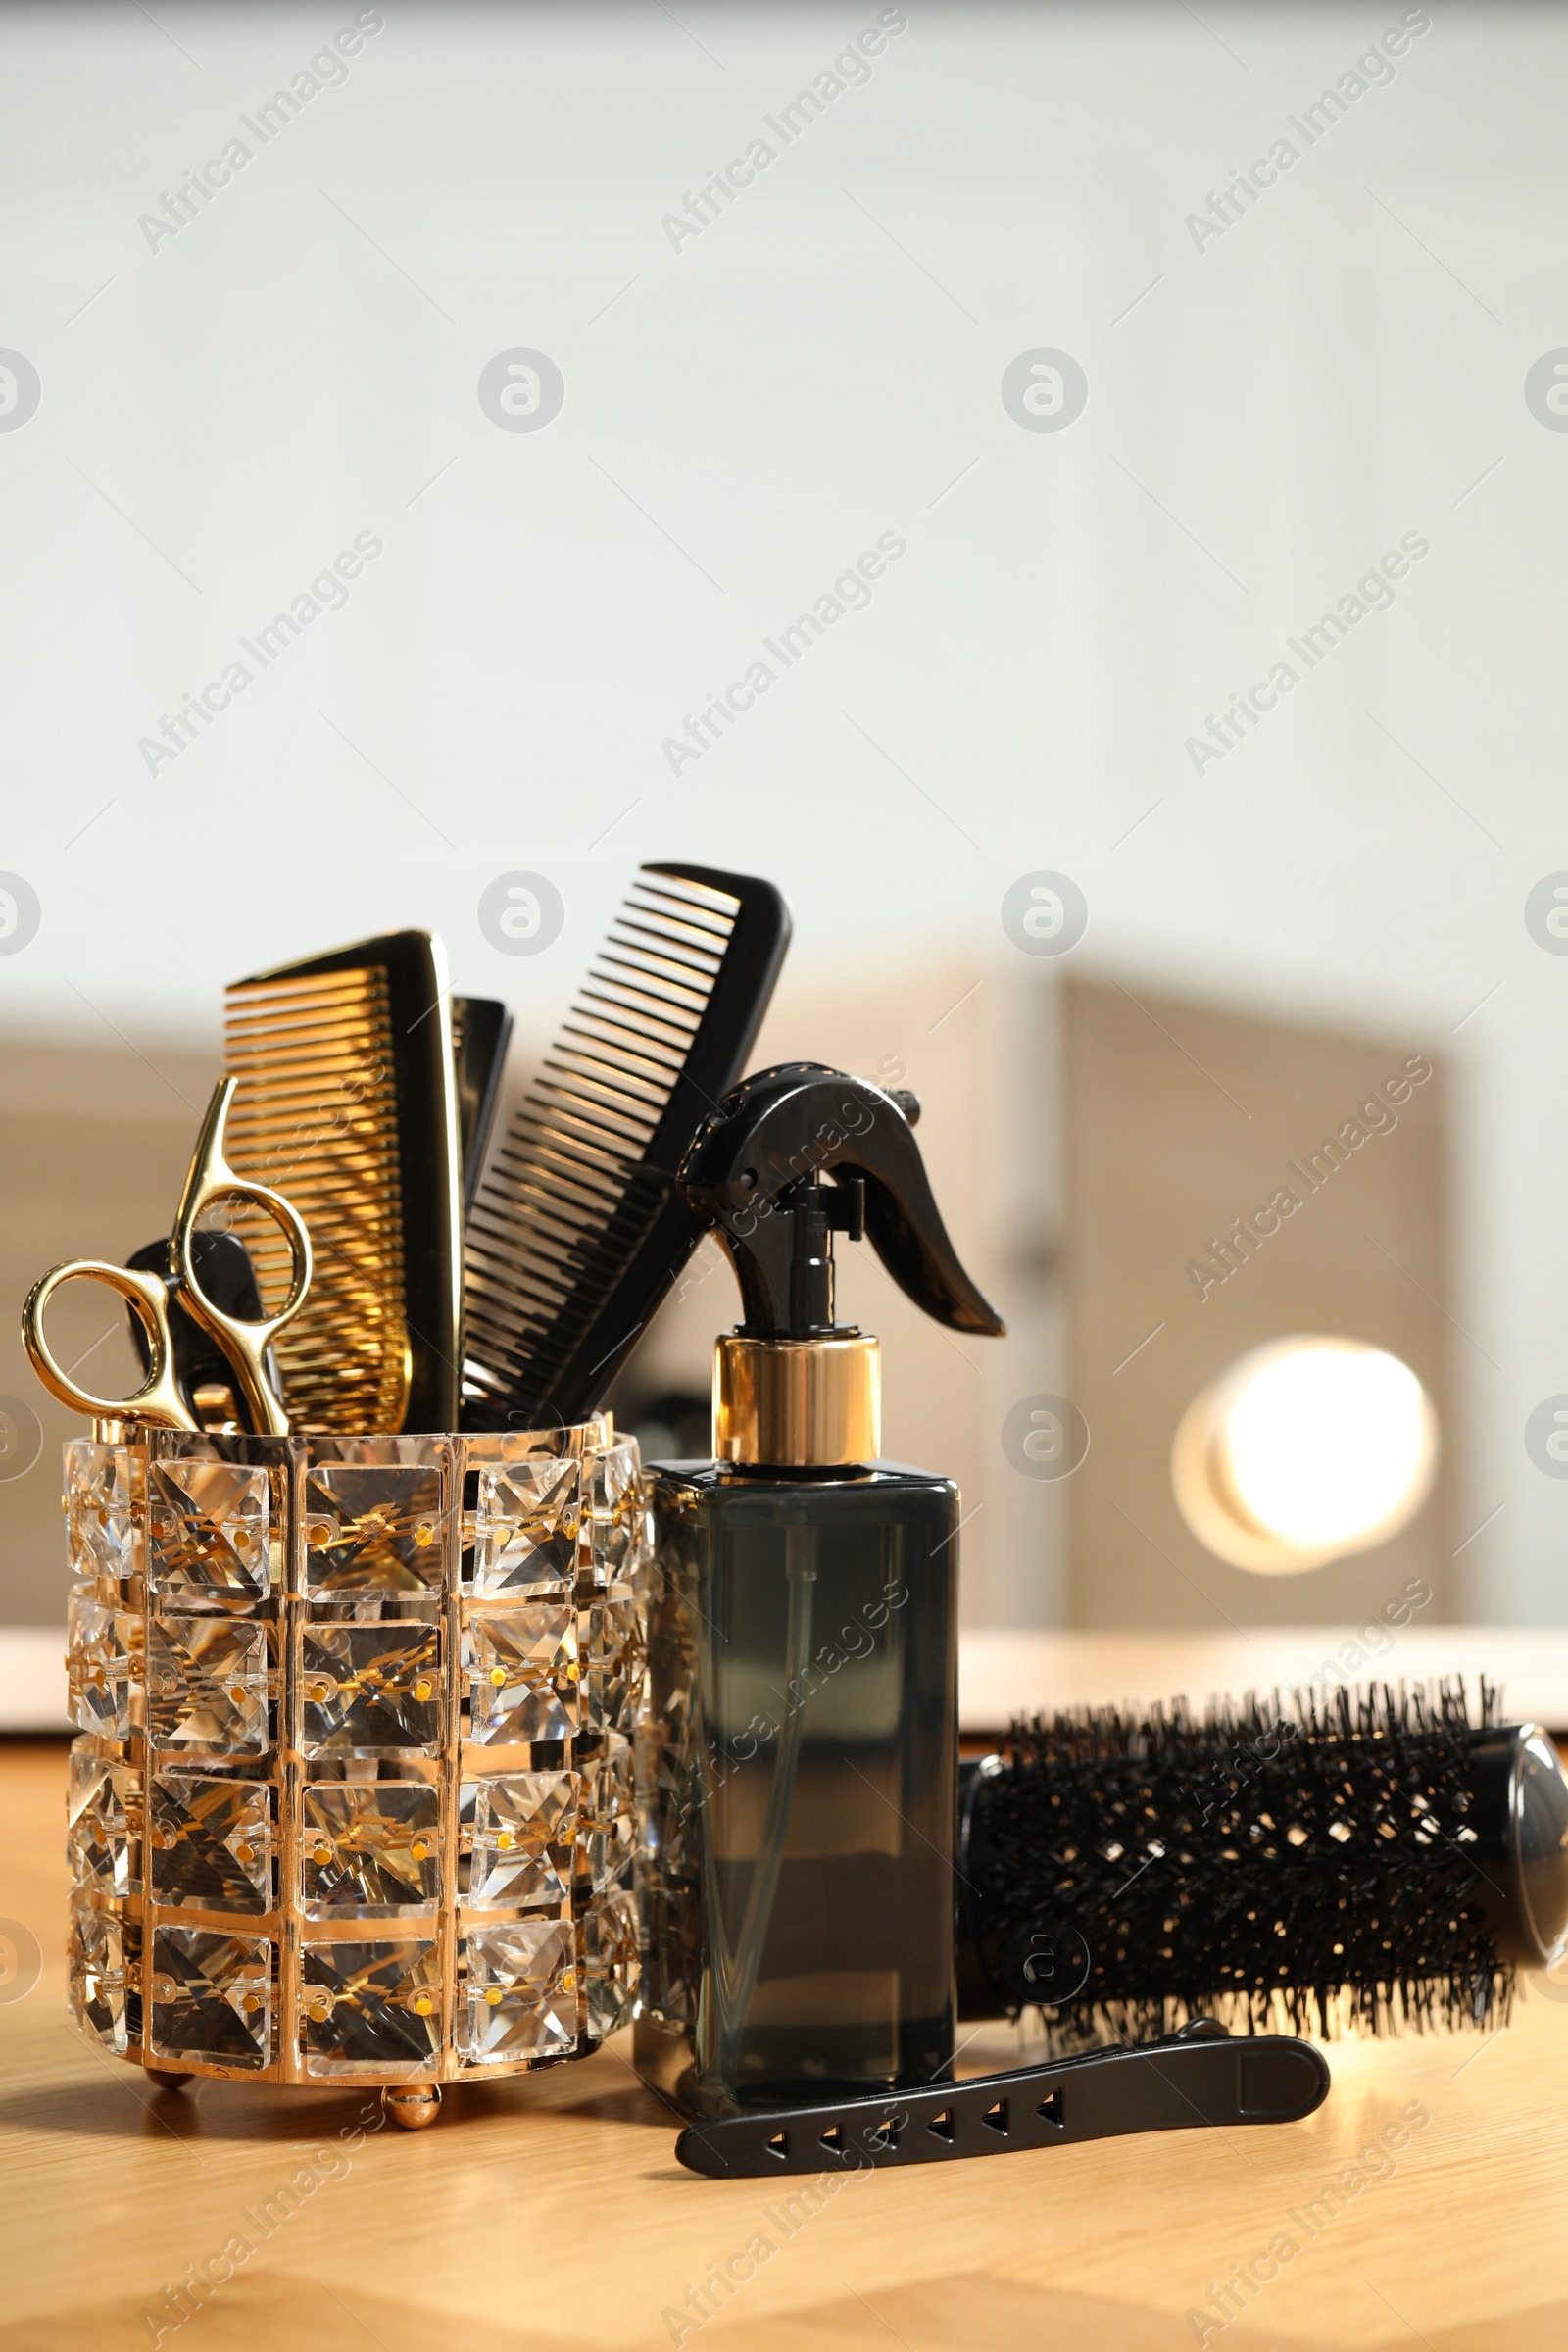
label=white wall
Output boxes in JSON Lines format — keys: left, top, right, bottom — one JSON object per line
{"left": 2, "top": 2, "right": 1565, "bottom": 1617}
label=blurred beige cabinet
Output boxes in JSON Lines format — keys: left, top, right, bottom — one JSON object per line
{"left": 0, "top": 1042, "right": 217, "bottom": 1629}
{"left": 1061, "top": 978, "right": 1452, "bottom": 1629}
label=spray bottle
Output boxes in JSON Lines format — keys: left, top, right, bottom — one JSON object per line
{"left": 635, "top": 1063, "right": 1004, "bottom": 2119}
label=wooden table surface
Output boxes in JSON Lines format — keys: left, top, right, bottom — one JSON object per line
{"left": 3, "top": 1740, "right": 1566, "bottom": 2352}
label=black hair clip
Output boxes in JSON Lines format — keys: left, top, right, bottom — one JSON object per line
{"left": 674, "top": 2021, "right": 1328, "bottom": 2179}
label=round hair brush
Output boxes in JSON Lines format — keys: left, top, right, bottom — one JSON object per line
{"left": 957, "top": 1680, "right": 1568, "bottom": 2048}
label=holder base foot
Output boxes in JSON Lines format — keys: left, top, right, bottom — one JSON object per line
{"left": 384, "top": 2084, "right": 442, "bottom": 2132}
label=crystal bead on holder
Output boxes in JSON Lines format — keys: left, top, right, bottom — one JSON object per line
{"left": 65, "top": 1419, "right": 646, "bottom": 2103}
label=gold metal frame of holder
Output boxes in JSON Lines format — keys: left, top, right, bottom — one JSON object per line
{"left": 64, "top": 1418, "right": 646, "bottom": 2129}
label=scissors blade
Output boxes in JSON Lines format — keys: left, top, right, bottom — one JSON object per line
{"left": 125, "top": 1232, "right": 284, "bottom": 1434}
{"left": 172, "top": 1078, "right": 312, "bottom": 1438}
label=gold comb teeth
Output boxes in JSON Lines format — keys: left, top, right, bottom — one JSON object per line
{"left": 224, "top": 964, "right": 412, "bottom": 1433}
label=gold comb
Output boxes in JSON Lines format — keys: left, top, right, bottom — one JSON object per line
{"left": 224, "top": 933, "right": 461, "bottom": 1433}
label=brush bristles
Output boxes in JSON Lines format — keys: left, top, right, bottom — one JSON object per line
{"left": 224, "top": 966, "right": 411, "bottom": 1431}
{"left": 462, "top": 869, "right": 740, "bottom": 1422}
{"left": 967, "top": 1679, "right": 1514, "bottom": 2049}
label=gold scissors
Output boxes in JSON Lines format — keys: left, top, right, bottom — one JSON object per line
{"left": 23, "top": 1077, "right": 312, "bottom": 1437}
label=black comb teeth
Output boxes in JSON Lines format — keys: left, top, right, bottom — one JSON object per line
{"left": 461, "top": 863, "right": 790, "bottom": 1432}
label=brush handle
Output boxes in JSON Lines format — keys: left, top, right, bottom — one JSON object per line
{"left": 673, "top": 2023, "right": 1329, "bottom": 2177}
{"left": 1464, "top": 1725, "right": 1568, "bottom": 1965}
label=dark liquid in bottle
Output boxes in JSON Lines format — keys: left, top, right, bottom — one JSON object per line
{"left": 636, "top": 1461, "right": 957, "bottom": 2120}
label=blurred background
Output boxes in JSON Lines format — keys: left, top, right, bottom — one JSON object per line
{"left": 3, "top": 0, "right": 1565, "bottom": 1651}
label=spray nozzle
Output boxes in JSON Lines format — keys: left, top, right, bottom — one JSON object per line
{"left": 679, "top": 1062, "right": 1004, "bottom": 1342}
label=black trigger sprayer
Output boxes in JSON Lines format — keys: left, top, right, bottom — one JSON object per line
{"left": 635, "top": 1063, "right": 1004, "bottom": 2119}
{"left": 634, "top": 1063, "right": 1335, "bottom": 2177}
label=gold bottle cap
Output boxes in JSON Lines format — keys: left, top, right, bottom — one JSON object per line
{"left": 713, "top": 1333, "right": 880, "bottom": 1468}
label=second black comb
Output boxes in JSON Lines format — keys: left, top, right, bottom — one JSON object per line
{"left": 460, "top": 862, "right": 790, "bottom": 1432}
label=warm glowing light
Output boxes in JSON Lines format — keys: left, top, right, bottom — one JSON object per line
{"left": 1171, "top": 1337, "right": 1439, "bottom": 1573}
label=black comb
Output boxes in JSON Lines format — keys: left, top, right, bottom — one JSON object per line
{"left": 460, "top": 863, "right": 790, "bottom": 1432}
{"left": 450, "top": 995, "right": 514, "bottom": 1214}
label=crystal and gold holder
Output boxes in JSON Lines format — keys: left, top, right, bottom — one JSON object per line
{"left": 64, "top": 1417, "right": 645, "bottom": 2128}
